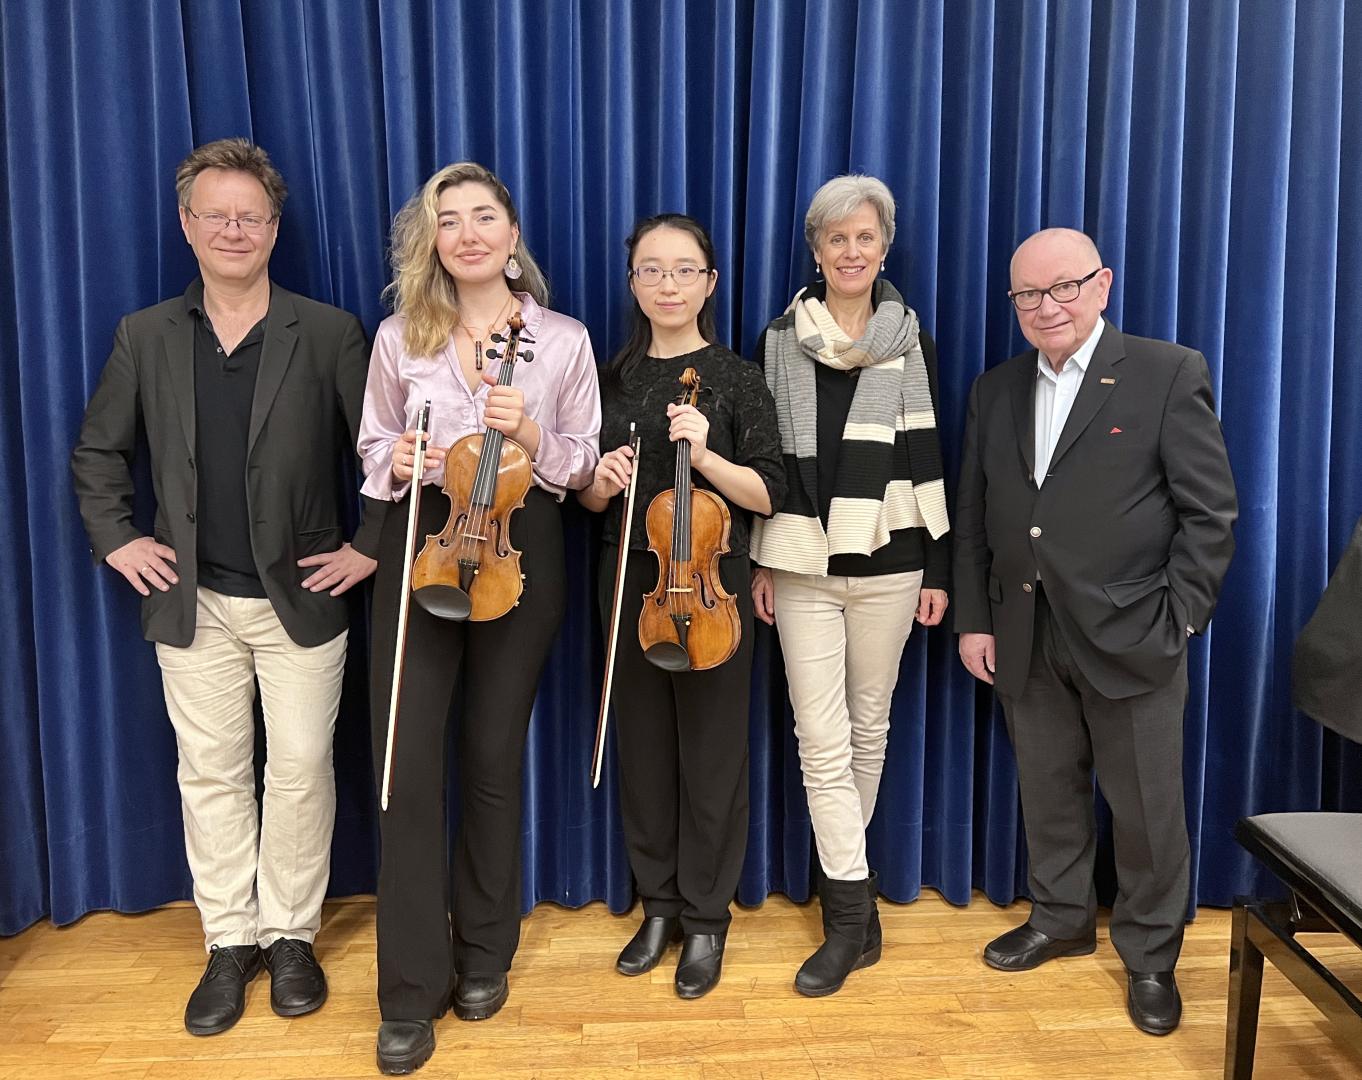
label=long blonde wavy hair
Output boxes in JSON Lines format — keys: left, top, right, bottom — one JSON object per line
{"left": 384, "top": 162, "right": 550, "bottom": 358}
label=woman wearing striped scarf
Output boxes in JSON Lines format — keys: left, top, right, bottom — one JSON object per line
{"left": 750, "top": 175, "right": 951, "bottom": 997}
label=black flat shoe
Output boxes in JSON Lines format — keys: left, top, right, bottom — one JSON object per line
{"left": 452, "top": 971, "right": 509, "bottom": 1020}
{"left": 184, "top": 943, "right": 262, "bottom": 1035}
{"left": 616, "top": 915, "right": 682, "bottom": 976}
{"left": 1126, "top": 970, "right": 1181, "bottom": 1035}
{"left": 675, "top": 932, "right": 725, "bottom": 1000}
{"left": 265, "top": 937, "right": 327, "bottom": 1017}
{"left": 377, "top": 1019, "right": 436, "bottom": 1074}
{"left": 982, "top": 922, "right": 1096, "bottom": 971}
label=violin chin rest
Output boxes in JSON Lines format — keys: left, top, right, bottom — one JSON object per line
{"left": 643, "top": 642, "right": 692, "bottom": 672}
{"left": 413, "top": 583, "right": 473, "bottom": 622}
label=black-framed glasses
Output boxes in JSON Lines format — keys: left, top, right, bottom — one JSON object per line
{"left": 630, "top": 265, "right": 712, "bottom": 287}
{"left": 184, "top": 206, "right": 277, "bottom": 234}
{"left": 1008, "top": 267, "right": 1104, "bottom": 311}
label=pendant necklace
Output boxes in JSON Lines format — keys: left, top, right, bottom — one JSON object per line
{"left": 458, "top": 294, "right": 515, "bottom": 372}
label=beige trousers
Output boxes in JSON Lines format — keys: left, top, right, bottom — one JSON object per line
{"left": 772, "top": 569, "right": 923, "bottom": 881}
{"left": 155, "top": 588, "right": 346, "bottom": 951}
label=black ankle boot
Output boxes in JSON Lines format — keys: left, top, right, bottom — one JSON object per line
{"left": 617, "top": 915, "right": 682, "bottom": 976}
{"left": 795, "top": 876, "right": 871, "bottom": 997}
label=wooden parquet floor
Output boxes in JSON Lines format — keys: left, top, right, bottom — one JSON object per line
{"left": 1, "top": 893, "right": 1360, "bottom": 1079}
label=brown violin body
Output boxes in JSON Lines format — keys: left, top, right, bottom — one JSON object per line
{"left": 638, "top": 367, "right": 741, "bottom": 671}
{"left": 411, "top": 312, "right": 535, "bottom": 622}
{"left": 639, "top": 487, "right": 740, "bottom": 671}
{"left": 411, "top": 433, "right": 529, "bottom": 621}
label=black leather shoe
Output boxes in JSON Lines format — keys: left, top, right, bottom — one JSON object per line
{"left": 617, "top": 915, "right": 682, "bottom": 976}
{"left": 265, "top": 938, "right": 327, "bottom": 1017}
{"left": 982, "top": 922, "right": 1096, "bottom": 971}
{"left": 452, "top": 972, "right": 509, "bottom": 1020}
{"left": 1126, "top": 970, "right": 1181, "bottom": 1035}
{"left": 377, "top": 1020, "right": 436, "bottom": 1075}
{"left": 184, "top": 943, "right": 262, "bottom": 1035}
{"left": 675, "top": 932, "right": 725, "bottom": 999}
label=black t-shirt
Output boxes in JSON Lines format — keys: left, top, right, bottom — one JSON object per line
{"left": 189, "top": 282, "right": 268, "bottom": 598}
{"left": 598, "top": 344, "right": 785, "bottom": 557}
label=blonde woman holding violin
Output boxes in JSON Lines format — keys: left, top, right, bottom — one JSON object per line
{"left": 580, "top": 214, "right": 784, "bottom": 1000}
{"left": 358, "top": 163, "right": 599, "bottom": 1075}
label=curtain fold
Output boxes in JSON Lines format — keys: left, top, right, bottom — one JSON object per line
{"left": 3, "top": 0, "right": 1360, "bottom": 936}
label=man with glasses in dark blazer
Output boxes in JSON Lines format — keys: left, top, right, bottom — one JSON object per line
{"left": 71, "top": 138, "right": 383, "bottom": 1037}
{"left": 953, "top": 228, "right": 1237, "bottom": 1036}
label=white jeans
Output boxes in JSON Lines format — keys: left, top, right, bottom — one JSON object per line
{"left": 155, "top": 588, "right": 346, "bottom": 951}
{"left": 773, "top": 570, "right": 922, "bottom": 880}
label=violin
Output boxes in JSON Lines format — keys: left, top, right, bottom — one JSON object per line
{"left": 638, "top": 367, "right": 740, "bottom": 671}
{"left": 411, "top": 312, "right": 535, "bottom": 621}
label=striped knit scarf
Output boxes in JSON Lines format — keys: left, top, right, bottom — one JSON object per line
{"left": 751, "top": 280, "right": 949, "bottom": 576}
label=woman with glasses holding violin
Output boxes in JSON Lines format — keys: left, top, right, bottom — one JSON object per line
{"left": 579, "top": 214, "right": 783, "bottom": 1000}
{"left": 358, "top": 163, "right": 600, "bottom": 1075}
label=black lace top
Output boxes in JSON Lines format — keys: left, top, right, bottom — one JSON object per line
{"left": 598, "top": 344, "right": 785, "bottom": 556}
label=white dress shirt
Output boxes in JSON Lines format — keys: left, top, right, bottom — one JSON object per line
{"left": 1034, "top": 318, "right": 1106, "bottom": 488}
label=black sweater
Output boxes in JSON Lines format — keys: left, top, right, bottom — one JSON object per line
{"left": 598, "top": 344, "right": 786, "bottom": 557}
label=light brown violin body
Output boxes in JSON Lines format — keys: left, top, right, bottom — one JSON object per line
{"left": 411, "top": 434, "right": 529, "bottom": 621}
{"left": 638, "top": 367, "right": 741, "bottom": 671}
{"left": 411, "top": 313, "right": 534, "bottom": 622}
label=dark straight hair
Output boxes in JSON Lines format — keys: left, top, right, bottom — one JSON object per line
{"left": 602, "top": 213, "right": 719, "bottom": 388}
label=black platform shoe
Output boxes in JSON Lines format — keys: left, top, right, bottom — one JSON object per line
{"left": 377, "top": 1020, "right": 436, "bottom": 1075}
{"left": 453, "top": 971, "right": 509, "bottom": 1020}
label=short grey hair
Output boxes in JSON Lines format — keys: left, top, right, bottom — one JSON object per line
{"left": 804, "top": 174, "right": 896, "bottom": 252}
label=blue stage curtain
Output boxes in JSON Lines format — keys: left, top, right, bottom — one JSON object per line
{"left": 2, "top": 0, "right": 1360, "bottom": 935}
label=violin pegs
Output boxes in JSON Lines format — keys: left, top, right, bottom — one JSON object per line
{"left": 485, "top": 348, "right": 499, "bottom": 360}
{"left": 490, "top": 333, "right": 504, "bottom": 343}
{"left": 521, "top": 350, "right": 534, "bottom": 362}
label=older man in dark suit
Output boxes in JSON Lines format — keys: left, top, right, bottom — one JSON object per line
{"left": 71, "top": 138, "right": 382, "bottom": 1036}
{"left": 953, "top": 228, "right": 1237, "bottom": 1035}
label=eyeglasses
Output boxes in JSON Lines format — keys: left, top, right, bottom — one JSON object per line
{"left": 184, "top": 206, "right": 276, "bottom": 234}
{"left": 630, "top": 265, "right": 712, "bottom": 287}
{"left": 1008, "top": 267, "right": 1104, "bottom": 311}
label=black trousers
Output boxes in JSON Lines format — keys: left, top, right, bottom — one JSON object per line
{"left": 371, "top": 486, "right": 565, "bottom": 1020}
{"left": 1000, "top": 586, "right": 1190, "bottom": 973}
{"left": 600, "top": 546, "right": 753, "bottom": 934}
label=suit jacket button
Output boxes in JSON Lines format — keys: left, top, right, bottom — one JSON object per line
{"left": 1022, "top": 583, "right": 1033, "bottom": 593}
{"left": 1029, "top": 526, "right": 1042, "bottom": 538}
{"left": 186, "top": 512, "right": 196, "bottom": 523}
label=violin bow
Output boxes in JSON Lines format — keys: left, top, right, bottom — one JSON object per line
{"left": 591, "top": 423, "right": 642, "bottom": 788}
{"left": 381, "top": 399, "right": 431, "bottom": 811}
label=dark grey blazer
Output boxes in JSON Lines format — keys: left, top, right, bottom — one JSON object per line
{"left": 71, "top": 281, "right": 385, "bottom": 648}
{"left": 1294, "top": 515, "right": 1362, "bottom": 744}
{"left": 953, "top": 321, "right": 1238, "bottom": 700}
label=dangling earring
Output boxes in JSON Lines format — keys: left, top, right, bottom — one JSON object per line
{"left": 815, "top": 262, "right": 823, "bottom": 280}
{"left": 504, "top": 254, "right": 523, "bottom": 280}
{"left": 880, "top": 261, "right": 886, "bottom": 272}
